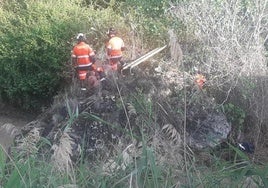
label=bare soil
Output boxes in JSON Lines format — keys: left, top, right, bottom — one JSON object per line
{"left": 0, "top": 104, "right": 36, "bottom": 128}
{"left": 0, "top": 104, "right": 37, "bottom": 152}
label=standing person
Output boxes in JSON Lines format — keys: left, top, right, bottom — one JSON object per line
{"left": 71, "top": 33, "right": 96, "bottom": 90}
{"left": 106, "top": 28, "right": 126, "bottom": 71}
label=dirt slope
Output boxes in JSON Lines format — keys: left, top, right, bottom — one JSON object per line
{"left": 0, "top": 105, "right": 36, "bottom": 128}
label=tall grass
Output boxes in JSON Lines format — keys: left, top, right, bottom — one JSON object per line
{"left": 1, "top": 122, "right": 267, "bottom": 187}
{"left": 2, "top": 92, "right": 267, "bottom": 188}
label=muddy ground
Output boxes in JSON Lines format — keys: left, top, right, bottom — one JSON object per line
{"left": 0, "top": 104, "right": 36, "bottom": 128}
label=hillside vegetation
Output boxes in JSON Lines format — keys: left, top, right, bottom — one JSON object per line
{"left": 0, "top": 0, "right": 268, "bottom": 187}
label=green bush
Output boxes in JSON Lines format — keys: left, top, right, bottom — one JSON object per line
{"left": 119, "top": 0, "right": 171, "bottom": 48}
{"left": 0, "top": 0, "right": 178, "bottom": 111}
{"left": 0, "top": 0, "right": 125, "bottom": 111}
{"left": 0, "top": 0, "right": 81, "bottom": 110}
{"left": 223, "top": 103, "right": 246, "bottom": 130}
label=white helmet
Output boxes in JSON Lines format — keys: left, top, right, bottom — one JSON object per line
{"left": 76, "top": 33, "right": 86, "bottom": 40}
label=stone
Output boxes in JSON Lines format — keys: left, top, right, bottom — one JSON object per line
{"left": 187, "top": 113, "right": 231, "bottom": 149}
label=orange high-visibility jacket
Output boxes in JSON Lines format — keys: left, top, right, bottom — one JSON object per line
{"left": 195, "top": 74, "right": 206, "bottom": 89}
{"left": 72, "top": 42, "right": 95, "bottom": 68}
{"left": 106, "top": 36, "right": 124, "bottom": 57}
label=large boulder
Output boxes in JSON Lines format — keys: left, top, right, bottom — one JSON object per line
{"left": 186, "top": 113, "right": 231, "bottom": 149}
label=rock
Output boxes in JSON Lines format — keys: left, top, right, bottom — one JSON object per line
{"left": 187, "top": 113, "right": 231, "bottom": 149}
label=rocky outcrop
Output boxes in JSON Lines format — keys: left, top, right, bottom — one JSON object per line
{"left": 186, "top": 113, "right": 231, "bottom": 149}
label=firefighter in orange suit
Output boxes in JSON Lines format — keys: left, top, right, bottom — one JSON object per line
{"left": 106, "top": 28, "right": 126, "bottom": 71}
{"left": 71, "top": 33, "right": 96, "bottom": 89}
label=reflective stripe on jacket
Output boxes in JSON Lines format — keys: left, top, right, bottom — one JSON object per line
{"left": 78, "top": 70, "right": 87, "bottom": 80}
{"left": 77, "top": 62, "right": 92, "bottom": 68}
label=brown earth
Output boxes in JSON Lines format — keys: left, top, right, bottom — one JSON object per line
{"left": 0, "top": 104, "right": 36, "bottom": 128}
{"left": 0, "top": 104, "right": 37, "bottom": 152}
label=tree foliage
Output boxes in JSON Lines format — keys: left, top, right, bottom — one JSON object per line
{"left": 0, "top": 0, "right": 173, "bottom": 111}
{"left": 0, "top": 0, "right": 87, "bottom": 110}
{"left": 0, "top": 0, "right": 120, "bottom": 110}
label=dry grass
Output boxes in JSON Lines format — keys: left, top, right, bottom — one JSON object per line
{"left": 0, "top": 123, "right": 20, "bottom": 154}
{"left": 169, "top": 0, "right": 268, "bottom": 80}
{"left": 168, "top": 0, "right": 268, "bottom": 164}
{"left": 168, "top": 29, "right": 183, "bottom": 67}
{"left": 102, "top": 143, "right": 135, "bottom": 175}
{"left": 0, "top": 123, "right": 19, "bottom": 137}
{"left": 51, "top": 131, "right": 75, "bottom": 175}
{"left": 162, "top": 124, "right": 182, "bottom": 144}
{"left": 15, "top": 127, "right": 41, "bottom": 157}
{"left": 126, "top": 103, "right": 137, "bottom": 117}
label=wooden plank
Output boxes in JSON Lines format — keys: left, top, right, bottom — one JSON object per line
{"left": 122, "top": 45, "right": 166, "bottom": 70}
{"left": 129, "top": 45, "right": 167, "bottom": 70}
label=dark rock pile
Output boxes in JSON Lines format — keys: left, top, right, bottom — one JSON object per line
{"left": 13, "top": 65, "right": 232, "bottom": 163}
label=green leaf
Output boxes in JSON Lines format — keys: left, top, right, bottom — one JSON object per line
{"left": 5, "top": 170, "right": 21, "bottom": 188}
{"left": 0, "top": 147, "right": 7, "bottom": 179}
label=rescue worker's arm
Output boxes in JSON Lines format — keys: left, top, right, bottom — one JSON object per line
{"left": 121, "top": 40, "right": 126, "bottom": 51}
{"left": 106, "top": 48, "right": 112, "bottom": 56}
{"left": 90, "top": 55, "right": 96, "bottom": 63}
{"left": 88, "top": 46, "right": 96, "bottom": 63}
{"left": 71, "top": 51, "right": 77, "bottom": 66}
{"left": 106, "top": 41, "right": 112, "bottom": 56}
{"left": 71, "top": 56, "right": 77, "bottom": 72}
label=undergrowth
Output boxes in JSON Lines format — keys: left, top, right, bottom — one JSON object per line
{"left": 1, "top": 126, "right": 267, "bottom": 187}
{"left": 1, "top": 92, "right": 267, "bottom": 187}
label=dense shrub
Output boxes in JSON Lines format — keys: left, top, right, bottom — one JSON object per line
{"left": 120, "top": 0, "right": 170, "bottom": 48}
{"left": 0, "top": 0, "right": 174, "bottom": 111}
{"left": 0, "top": 0, "right": 84, "bottom": 110}
{"left": 0, "top": 0, "right": 126, "bottom": 111}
